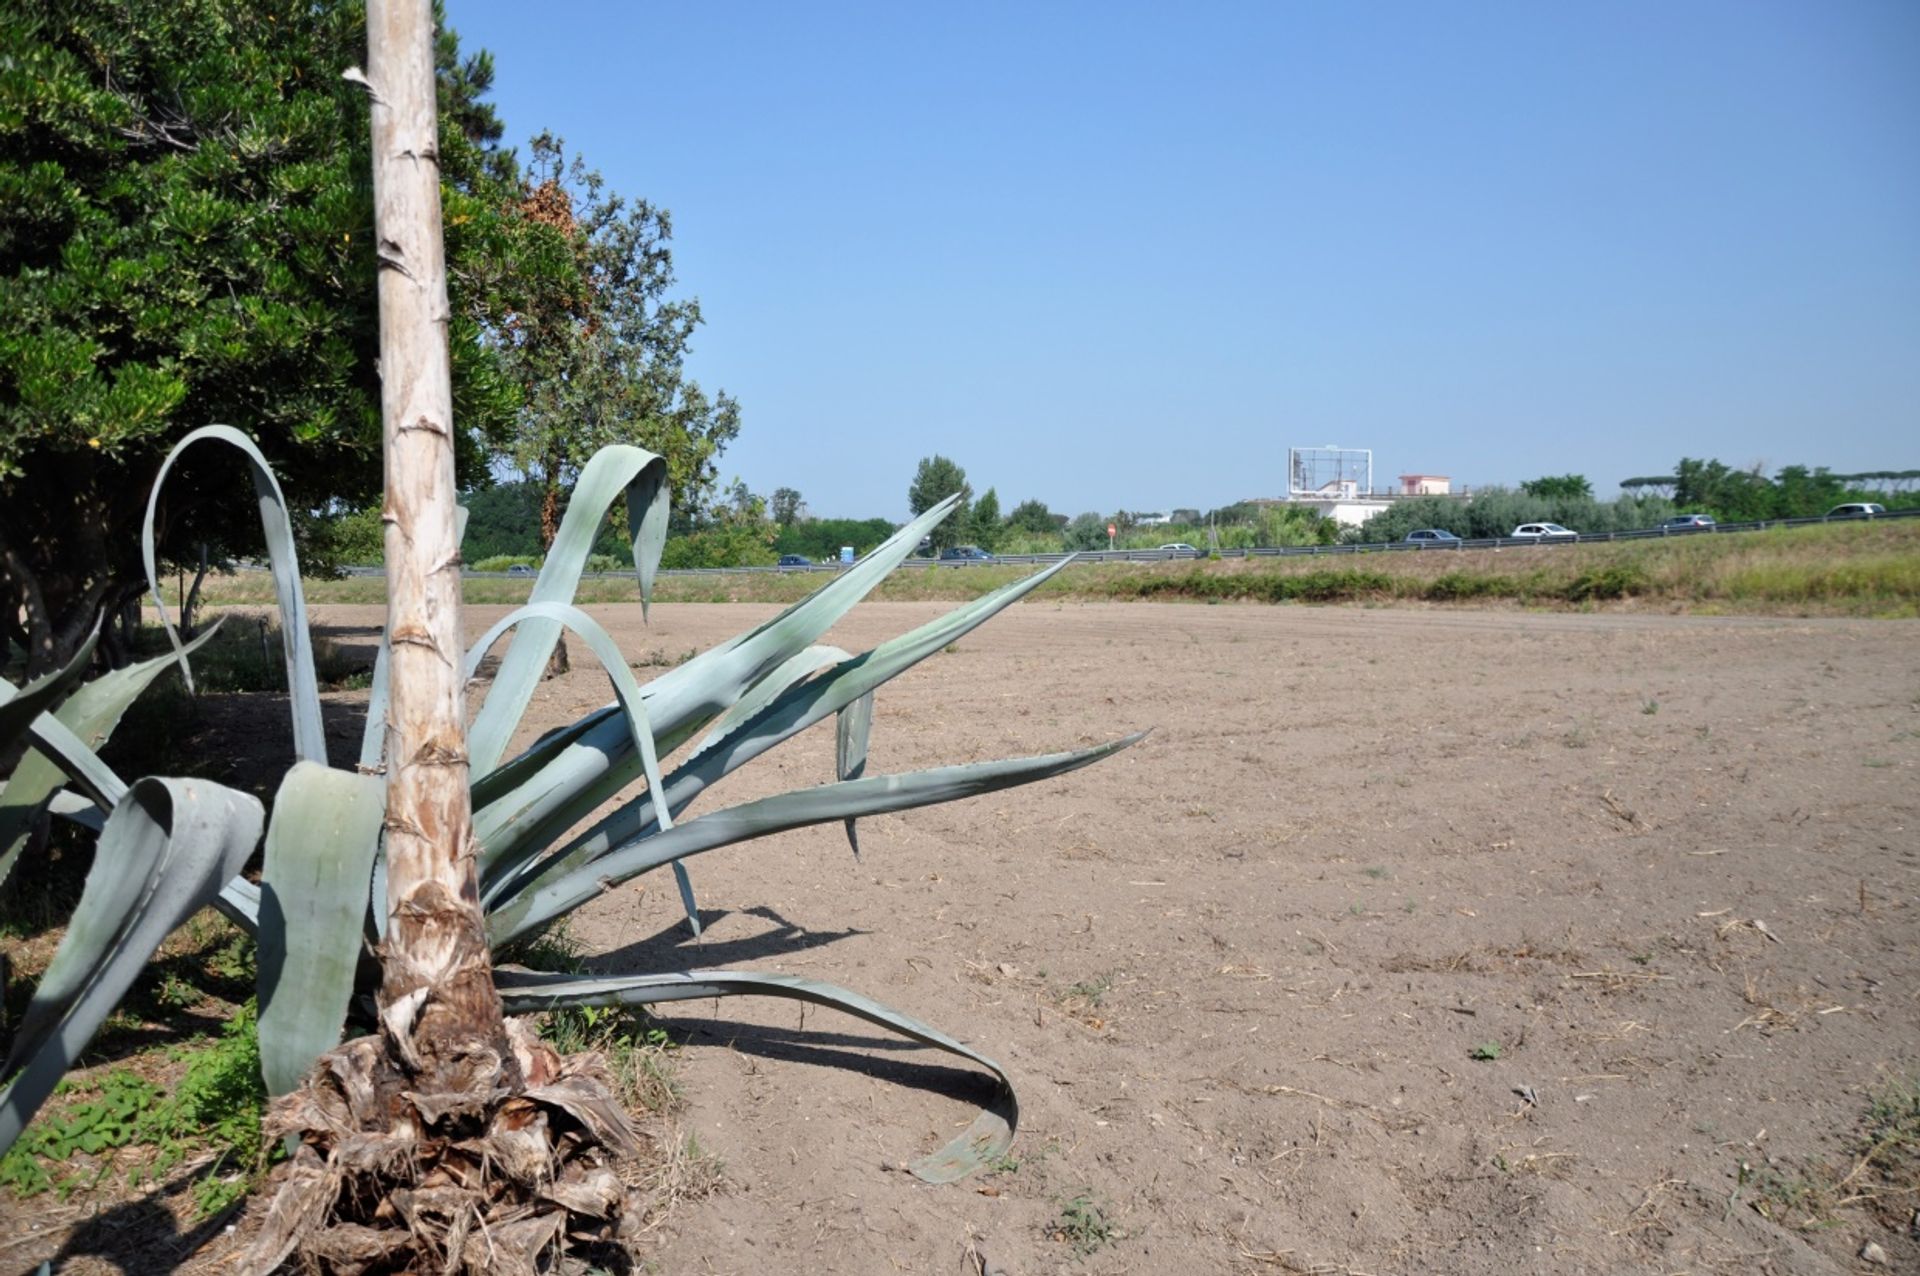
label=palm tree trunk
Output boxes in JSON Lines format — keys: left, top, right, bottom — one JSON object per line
{"left": 367, "top": 0, "right": 514, "bottom": 1093}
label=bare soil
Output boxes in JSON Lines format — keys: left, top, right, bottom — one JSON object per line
{"left": 9, "top": 600, "right": 1919, "bottom": 1275}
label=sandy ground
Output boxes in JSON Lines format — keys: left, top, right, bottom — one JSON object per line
{"left": 491, "top": 601, "right": 1919, "bottom": 1276}
{"left": 9, "top": 600, "right": 1919, "bottom": 1275}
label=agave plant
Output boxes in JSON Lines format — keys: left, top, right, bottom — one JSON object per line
{"left": 0, "top": 424, "right": 1136, "bottom": 1182}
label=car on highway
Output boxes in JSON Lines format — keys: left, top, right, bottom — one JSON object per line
{"left": 938, "top": 545, "right": 995, "bottom": 564}
{"left": 1660, "top": 514, "right": 1716, "bottom": 531}
{"left": 1403, "top": 528, "right": 1462, "bottom": 544}
{"left": 777, "top": 553, "right": 812, "bottom": 568}
{"left": 1158, "top": 542, "right": 1204, "bottom": 555}
{"left": 1511, "top": 522, "right": 1577, "bottom": 541}
{"left": 1826, "top": 502, "right": 1886, "bottom": 518}
{"left": 507, "top": 564, "right": 536, "bottom": 576}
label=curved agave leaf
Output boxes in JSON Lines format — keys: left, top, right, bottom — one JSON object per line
{"left": 0, "top": 629, "right": 99, "bottom": 748}
{"left": 494, "top": 967, "right": 1016, "bottom": 1183}
{"left": 465, "top": 601, "right": 697, "bottom": 931}
{"left": 257, "top": 763, "right": 385, "bottom": 1095}
{"left": 140, "top": 425, "right": 327, "bottom": 765}
{"left": 0, "top": 778, "right": 263, "bottom": 1156}
{"left": 488, "top": 734, "right": 1143, "bottom": 946}
{"left": 476, "top": 644, "right": 846, "bottom": 910}
{"left": 467, "top": 446, "right": 669, "bottom": 776}
{"left": 473, "top": 492, "right": 968, "bottom": 877}
{"left": 1, "top": 622, "right": 231, "bottom": 884}
{"left": 0, "top": 635, "right": 103, "bottom": 885}
{"left": 835, "top": 689, "right": 875, "bottom": 859}
{"left": 511, "top": 559, "right": 1076, "bottom": 893}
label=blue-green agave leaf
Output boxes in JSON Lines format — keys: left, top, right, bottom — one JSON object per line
{"left": 467, "top": 446, "right": 669, "bottom": 776}
{"left": 494, "top": 967, "right": 1016, "bottom": 1183}
{"left": 257, "top": 763, "right": 385, "bottom": 1096}
{"left": 489, "top": 734, "right": 1142, "bottom": 946}
{"left": 141, "top": 425, "right": 326, "bottom": 765}
{"left": 465, "top": 600, "right": 696, "bottom": 931}
{"left": 507, "top": 559, "right": 1075, "bottom": 894}
{"left": 836, "top": 689, "right": 875, "bottom": 858}
{"left": 0, "top": 778, "right": 263, "bottom": 1156}
{"left": 1, "top": 622, "right": 229, "bottom": 882}
{"left": 474, "top": 494, "right": 967, "bottom": 880}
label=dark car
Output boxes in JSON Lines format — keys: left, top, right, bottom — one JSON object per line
{"left": 938, "top": 545, "right": 995, "bottom": 565}
{"left": 1403, "top": 528, "right": 1461, "bottom": 545}
{"left": 506, "top": 564, "right": 536, "bottom": 577}
{"left": 777, "top": 553, "right": 812, "bottom": 568}
{"left": 1661, "top": 514, "right": 1716, "bottom": 532}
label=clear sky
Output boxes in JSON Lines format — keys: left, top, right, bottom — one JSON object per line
{"left": 447, "top": 1, "right": 1919, "bottom": 519}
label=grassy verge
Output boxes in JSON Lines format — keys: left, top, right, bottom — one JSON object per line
{"left": 178, "top": 519, "right": 1920, "bottom": 616}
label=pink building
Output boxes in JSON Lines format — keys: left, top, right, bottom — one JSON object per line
{"left": 1398, "top": 474, "right": 1451, "bottom": 495}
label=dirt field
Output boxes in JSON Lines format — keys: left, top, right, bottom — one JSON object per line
{"left": 11, "top": 599, "right": 1919, "bottom": 1274}
{"left": 484, "top": 600, "right": 1918, "bottom": 1275}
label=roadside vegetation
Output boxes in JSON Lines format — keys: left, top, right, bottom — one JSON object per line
{"left": 176, "top": 519, "right": 1920, "bottom": 617}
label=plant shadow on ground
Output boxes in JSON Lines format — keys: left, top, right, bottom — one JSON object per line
{"left": 589, "top": 905, "right": 868, "bottom": 973}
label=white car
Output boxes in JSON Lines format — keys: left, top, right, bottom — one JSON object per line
{"left": 1158, "top": 542, "right": 1203, "bottom": 555}
{"left": 1826, "top": 503, "right": 1885, "bottom": 518}
{"left": 1511, "top": 523, "right": 1577, "bottom": 541}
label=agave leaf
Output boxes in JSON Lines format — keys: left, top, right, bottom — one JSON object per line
{"left": 494, "top": 967, "right": 1016, "bottom": 1183}
{"left": 0, "top": 622, "right": 231, "bottom": 884}
{"left": 467, "top": 446, "right": 669, "bottom": 776}
{"left": 141, "top": 425, "right": 326, "bottom": 765}
{"left": 0, "top": 638, "right": 102, "bottom": 885}
{"left": 356, "top": 631, "right": 391, "bottom": 773}
{"left": 508, "top": 559, "right": 1075, "bottom": 893}
{"left": 694, "top": 645, "right": 851, "bottom": 756}
{"left": 835, "top": 689, "right": 875, "bottom": 858}
{"left": 465, "top": 601, "right": 697, "bottom": 931}
{"left": 472, "top": 494, "right": 967, "bottom": 882}
{"left": 216, "top": 876, "right": 261, "bottom": 934}
{"left": 0, "top": 629, "right": 99, "bottom": 748}
{"left": 0, "top": 777, "right": 263, "bottom": 1156}
{"left": 257, "top": 763, "right": 385, "bottom": 1095}
{"left": 488, "top": 734, "right": 1143, "bottom": 946}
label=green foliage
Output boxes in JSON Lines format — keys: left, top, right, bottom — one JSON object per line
{"left": 770, "top": 487, "right": 804, "bottom": 526}
{"left": 0, "top": 0, "right": 525, "bottom": 674}
{"left": 1063, "top": 512, "right": 1108, "bottom": 551}
{"left": 773, "top": 516, "right": 897, "bottom": 562}
{"left": 1469, "top": 1041, "right": 1502, "bottom": 1061}
{"left": 1051, "top": 1190, "right": 1117, "bottom": 1255}
{"left": 908, "top": 456, "right": 972, "bottom": 552}
{"left": 659, "top": 524, "right": 778, "bottom": 569}
{"left": 1634, "top": 458, "right": 1920, "bottom": 522}
{"left": 308, "top": 504, "right": 385, "bottom": 568}
{"left": 1358, "top": 488, "right": 1678, "bottom": 542}
{"left": 1004, "top": 498, "right": 1060, "bottom": 536}
{"left": 1520, "top": 474, "right": 1593, "bottom": 500}
{"left": 0, "top": 1003, "right": 267, "bottom": 1214}
{"left": 495, "top": 134, "right": 740, "bottom": 547}
{"left": 969, "top": 487, "right": 1002, "bottom": 552}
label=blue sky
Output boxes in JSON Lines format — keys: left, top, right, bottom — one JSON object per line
{"left": 448, "top": 1, "right": 1919, "bottom": 519}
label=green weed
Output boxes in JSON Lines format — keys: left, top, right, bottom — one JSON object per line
{"left": 1051, "top": 1190, "right": 1117, "bottom": 1256}
{"left": 0, "top": 1003, "right": 270, "bottom": 1214}
{"left": 1469, "top": 1041, "right": 1502, "bottom": 1061}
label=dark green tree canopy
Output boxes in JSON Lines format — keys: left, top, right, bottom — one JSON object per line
{"left": 907, "top": 455, "right": 970, "bottom": 552}
{"left": 0, "top": 0, "right": 525, "bottom": 671}
{"left": 968, "top": 487, "right": 1001, "bottom": 551}
{"left": 1520, "top": 474, "right": 1593, "bottom": 500}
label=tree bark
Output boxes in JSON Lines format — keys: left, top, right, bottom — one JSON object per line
{"left": 368, "top": 0, "right": 514, "bottom": 1095}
